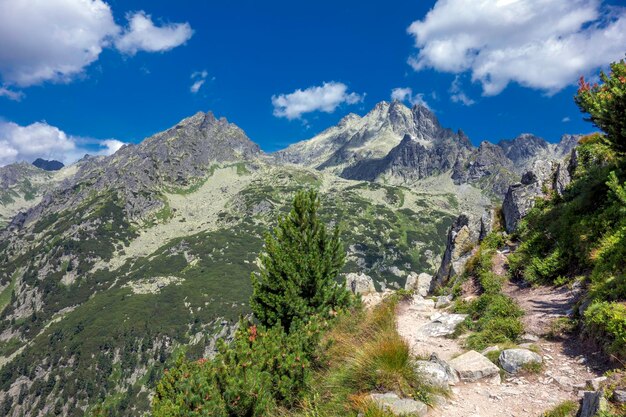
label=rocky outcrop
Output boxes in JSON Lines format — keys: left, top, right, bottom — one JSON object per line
{"left": 433, "top": 211, "right": 490, "bottom": 289}
{"left": 345, "top": 272, "right": 376, "bottom": 295}
{"left": 501, "top": 174, "right": 544, "bottom": 233}
{"left": 405, "top": 272, "right": 433, "bottom": 296}
{"left": 502, "top": 147, "right": 579, "bottom": 233}
{"left": 498, "top": 348, "right": 543, "bottom": 374}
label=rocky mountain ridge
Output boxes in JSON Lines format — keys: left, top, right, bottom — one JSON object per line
{"left": 276, "top": 100, "right": 581, "bottom": 197}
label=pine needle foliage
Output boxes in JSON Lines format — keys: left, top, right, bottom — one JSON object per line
{"left": 250, "top": 189, "right": 352, "bottom": 331}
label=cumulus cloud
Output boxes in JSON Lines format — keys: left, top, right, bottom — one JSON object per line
{"left": 272, "top": 82, "right": 364, "bottom": 120}
{"left": 407, "top": 0, "right": 626, "bottom": 95}
{"left": 0, "top": 0, "right": 193, "bottom": 88}
{"left": 0, "top": 120, "right": 124, "bottom": 166}
{"left": 390, "top": 87, "right": 430, "bottom": 108}
{"left": 562, "top": 117, "right": 571, "bottom": 123}
{"left": 190, "top": 70, "right": 209, "bottom": 94}
{"left": 449, "top": 77, "right": 475, "bottom": 106}
{"left": 115, "top": 11, "right": 193, "bottom": 55}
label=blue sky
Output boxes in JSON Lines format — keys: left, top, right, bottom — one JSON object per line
{"left": 1, "top": 0, "right": 626, "bottom": 165}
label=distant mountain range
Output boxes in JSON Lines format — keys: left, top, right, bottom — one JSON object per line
{"left": 0, "top": 102, "right": 581, "bottom": 417}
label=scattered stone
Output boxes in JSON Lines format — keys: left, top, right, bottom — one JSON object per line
{"left": 612, "top": 389, "right": 626, "bottom": 404}
{"left": 520, "top": 333, "right": 539, "bottom": 343}
{"left": 435, "top": 294, "right": 453, "bottom": 308}
{"left": 554, "top": 375, "right": 575, "bottom": 391}
{"left": 579, "top": 391, "right": 608, "bottom": 417}
{"left": 587, "top": 376, "right": 607, "bottom": 391}
{"left": 417, "top": 313, "right": 468, "bottom": 337}
{"left": 124, "top": 276, "right": 184, "bottom": 294}
{"left": 405, "top": 272, "right": 433, "bottom": 296}
{"left": 499, "top": 348, "right": 542, "bottom": 374}
{"left": 449, "top": 350, "right": 500, "bottom": 382}
{"left": 345, "top": 272, "right": 376, "bottom": 295}
{"left": 480, "top": 346, "right": 500, "bottom": 355}
{"left": 369, "top": 392, "right": 427, "bottom": 416}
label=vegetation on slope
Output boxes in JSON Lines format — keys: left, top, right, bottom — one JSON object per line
{"left": 508, "top": 59, "right": 626, "bottom": 361}
{"left": 152, "top": 191, "right": 434, "bottom": 416}
{"left": 451, "top": 231, "right": 524, "bottom": 352}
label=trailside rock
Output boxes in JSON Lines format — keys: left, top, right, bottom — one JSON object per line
{"left": 414, "top": 353, "right": 459, "bottom": 388}
{"left": 499, "top": 348, "right": 543, "bottom": 374}
{"left": 345, "top": 272, "right": 376, "bottom": 295}
{"left": 417, "top": 312, "right": 468, "bottom": 337}
{"left": 405, "top": 272, "right": 433, "bottom": 296}
{"left": 435, "top": 294, "right": 453, "bottom": 308}
{"left": 449, "top": 350, "right": 500, "bottom": 382}
{"left": 369, "top": 392, "right": 427, "bottom": 416}
{"left": 580, "top": 391, "right": 608, "bottom": 417}
{"left": 502, "top": 178, "right": 543, "bottom": 233}
{"left": 433, "top": 214, "right": 477, "bottom": 289}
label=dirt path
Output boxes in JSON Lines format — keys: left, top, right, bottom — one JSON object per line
{"left": 395, "top": 251, "right": 606, "bottom": 416}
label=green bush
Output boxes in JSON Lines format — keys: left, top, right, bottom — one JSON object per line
{"left": 541, "top": 400, "right": 578, "bottom": 417}
{"left": 583, "top": 301, "right": 626, "bottom": 360}
{"left": 153, "top": 320, "right": 323, "bottom": 417}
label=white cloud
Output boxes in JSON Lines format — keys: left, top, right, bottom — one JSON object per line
{"left": 190, "top": 70, "right": 210, "bottom": 94}
{"left": 115, "top": 11, "right": 193, "bottom": 55}
{"left": 390, "top": 87, "right": 430, "bottom": 108}
{"left": 562, "top": 117, "right": 571, "bottom": 123}
{"left": 0, "top": 1, "right": 193, "bottom": 87}
{"left": 0, "top": 120, "right": 124, "bottom": 166}
{"left": 272, "top": 82, "right": 364, "bottom": 120}
{"left": 449, "top": 76, "right": 475, "bottom": 106}
{"left": 0, "top": 87, "right": 24, "bottom": 101}
{"left": 407, "top": 0, "right": 626, "bottom": 95}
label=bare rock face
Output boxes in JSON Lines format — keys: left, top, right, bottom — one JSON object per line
{"left": 502, "top": 147, "right": 579, "bottom": 233}
{"left": 502, "top": 177, "right": 543, "bottom": 233}
{"left": 433, "top": 212, "right": 486, "bottom": 289}
{"left": 405, "top": 272, "right": 433, "bottom": 296}
{"left": 345, "top": 272, "right": 376, "bottom": 295}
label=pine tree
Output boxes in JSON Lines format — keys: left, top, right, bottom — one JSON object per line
{"left": 575, "top": 58, "right": 626, "bottom": 155}
{"left": 250, "top": 189, "right": 351, "bottom": 331}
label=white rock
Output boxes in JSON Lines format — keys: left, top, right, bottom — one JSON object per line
{"left": 405, "top": 272, "right": 433, "bottom": 296}
{"left": 449, "top": 350, "right": 500, "bottom": 382}
{"left": 499, "top": 348, "right": 543, "bottom": 374}
{"left": 370, "top": 392, "right": 427, "bottom": 416}
{"left": 345, "top": 272, "right": 376, "bottom": 295}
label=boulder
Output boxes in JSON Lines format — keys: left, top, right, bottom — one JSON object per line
{"left": 369, "top": 392, "right": 427, "bottom": 416}
{"left": 449, "top": 350, "right": 500, "bottom": 382}
{"left": 405, "top": 272, "right": 433, "bottom": 296}
{"left": 417, "top": 313, "right": 468, "bottom": 337}
{"left": 579, "top": 391, "right": 608, "bottom": 417}
{"left": 499, "top": 348, "right": 542, "bottom": 374}
{"left": 414, "top": 354, "right": 459, "bottom": 388}
{"left": 345, "top": 272, "right": 376, "bottom": 295}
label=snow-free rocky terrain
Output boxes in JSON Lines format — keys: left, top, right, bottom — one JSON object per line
{"left": 0, "top": 101, "right": 580, "bottom": 416}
